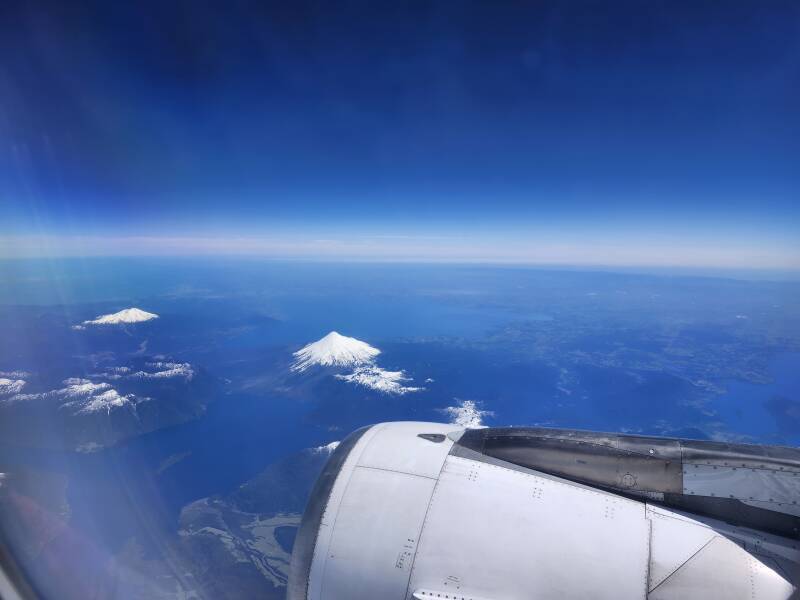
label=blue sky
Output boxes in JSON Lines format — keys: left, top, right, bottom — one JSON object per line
{"left": 1, "top": 1, "right": 798, "bottom": 268}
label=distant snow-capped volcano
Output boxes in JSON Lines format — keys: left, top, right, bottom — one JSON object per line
{"left": 291, "top": 331, "right": 424, "bottom": 395}
{"left": 291, "top": 331, "right": 380, "bottom": 372}
{"left": 83, "top": 308, "right": 159, "bottom": 326}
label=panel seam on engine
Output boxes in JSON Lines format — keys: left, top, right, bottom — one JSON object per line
{"left": 402, "top": 451, "right": 451, "bottom": 600}
{"left": 354, "top": 464, "right": 440, "bottom": 480}
{"left": 647, "top": 536, "right": 716, "bottom": 595}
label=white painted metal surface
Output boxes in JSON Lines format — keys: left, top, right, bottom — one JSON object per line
{"left": 306, "top": 422, "right": 458, "bottom": 600}
{"left": 646, "top": 503, "right": 799, "bottom": 599}
{"left": 306, "top": 423, "right": 382, "bottom": 600}
{"left": 647, "top": 506, "right": 717, "bottom": 592}
{"left": 649, "top": 536, "right": 795, "bottom": 600}
{"left": 357, "top": 421, "right": 460, "bottom": 479}
{"left": 407, "top": 454, "right": 650, "bottom": 599}
{"left": 320, "top": 467, "right": 436, "bottom": 598}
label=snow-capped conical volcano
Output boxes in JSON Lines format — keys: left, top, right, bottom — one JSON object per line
{"left": 84, "top": 308, "right": 159, "bottom": 325}
{"left": 291, "top": 331, "right": 380, "bottom": 372}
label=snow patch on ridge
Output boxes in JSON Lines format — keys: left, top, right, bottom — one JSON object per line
{"left": 4, "top": 377, "right": 136, "bottom": 414}
{"left": 133, "top": 361, "right": 194, "bottom": 380}
{"left": 443, "top": 400, "right": 493, "bottom": 428}
{"left": 0, "top": 378, "right": 26, "bottom": 395}
{"left": 336, "top": 366, "right": 422, "bottom": 395}
{"left": 82, "top": 308, "right": 159, "bottom": 326}
{"left": 292, "top": 331, "right": 380, "bottom": 372}
{"left": 60, "top": 378, "right": 111, "bottom": 398}
{"left": 92, "top": 366, "right": 131, "bottom": 380}
{"left": 1, "top": 357, "right": 197, "bottom": 408}
{"left": 69, "top": 388, "right": 134, "bottom": 414}
{"left": 312, "top": 441, "right": 340, "bottom": 454}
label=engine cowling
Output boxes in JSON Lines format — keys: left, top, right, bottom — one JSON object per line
{"left": 289, "top": 422, "right": 800, "bottom": 600}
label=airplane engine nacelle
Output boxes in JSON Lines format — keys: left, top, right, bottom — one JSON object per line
{"left": 288, "top": 422, "right": 800, "bottom": 600}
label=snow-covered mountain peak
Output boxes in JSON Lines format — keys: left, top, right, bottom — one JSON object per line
{"left": 291, "top": 331, "right": 380, "bottom": 372}
{"left": 84, "top": 308, "right": 159, "bottom": 326}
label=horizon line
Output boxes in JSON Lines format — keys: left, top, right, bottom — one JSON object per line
{"left": 2, "top": 233, "right": 800, "bottom": 271}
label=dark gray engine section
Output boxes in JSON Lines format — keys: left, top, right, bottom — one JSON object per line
{"left": 456, "top": 427, "right": 800, "bottom": 539}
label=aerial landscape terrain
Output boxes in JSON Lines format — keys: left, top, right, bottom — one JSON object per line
{"left": 1, "top": 259, "right": 798, "bottom": 598}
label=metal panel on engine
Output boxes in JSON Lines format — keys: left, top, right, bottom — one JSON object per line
{"left": 683, "top": 464, "right": 800, "bottom": 506}
{"left": 407, "top": 454, "right": 651, "bottom": 600}
{"left": 319, "top": 467, "right": 436, "bottom": 599}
